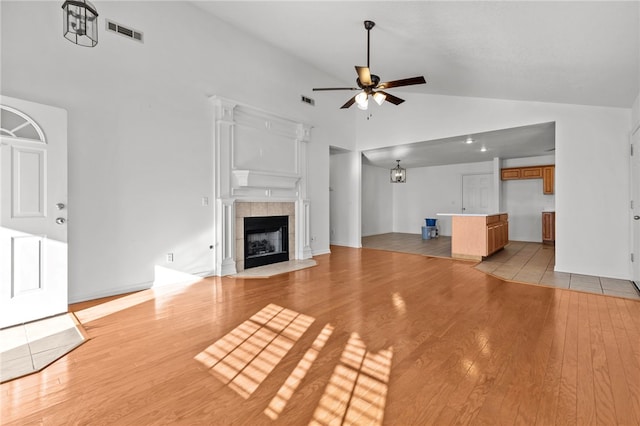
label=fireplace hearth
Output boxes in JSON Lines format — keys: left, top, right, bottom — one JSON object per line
{"left": 244, "top": 215, "right": 289, "bottom": 269}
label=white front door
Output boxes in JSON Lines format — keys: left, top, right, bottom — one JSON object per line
{"left": 632, "top": 127, "right": 640, "bottom": 285}
{"left": 462, "top": 173, "right": 493, "bottom": 214}
{"left": 0, "top": 97, "right": 68, "bottom": 328}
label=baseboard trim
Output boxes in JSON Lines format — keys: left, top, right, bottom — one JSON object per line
{"left": 329, "top": 242, "right": 362, "bottom": 249}
{"left": 312, "top": 248, "right": 331, "bottom": 256}
{"left": 68, "top": 282, "right": 152, "bottom": 305}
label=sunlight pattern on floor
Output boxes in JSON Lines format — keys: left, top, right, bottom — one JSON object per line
{"left": 311, "top": 333, "right": 393, "bottom": 426}
{"left": 195, "top": 304, "right": 314, "bottom": 399}
{"left": 264, "top": 324, "right": 334, "bottom": 420}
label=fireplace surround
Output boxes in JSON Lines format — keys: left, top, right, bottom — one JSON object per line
{"left": 212, "top": 96, "right": 312, "bottom": 276}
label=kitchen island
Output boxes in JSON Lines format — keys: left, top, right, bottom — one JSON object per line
{"left": 437, "top": 213, "right": 509, "bottom": 260}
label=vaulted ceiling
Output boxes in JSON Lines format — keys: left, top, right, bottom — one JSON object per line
{"left": 193, "top": 1, "right": 639, "bottom": 166}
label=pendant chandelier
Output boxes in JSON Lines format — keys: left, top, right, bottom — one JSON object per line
{"left": 62, "top": 0, "right": 99, "bottom": 47}
{"left": 390, "top": 160, "right": 406, "bottom": 183}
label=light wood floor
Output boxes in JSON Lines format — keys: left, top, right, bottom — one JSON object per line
{"left": 2, "top": 246, "right": 640, "bottom": 425}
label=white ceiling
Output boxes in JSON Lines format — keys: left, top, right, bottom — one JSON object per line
{"left": 192, "top": 1, "right": 639, "bottom": 166}
{"left": 362, "top": 122, "right": 555, "bottom": 169}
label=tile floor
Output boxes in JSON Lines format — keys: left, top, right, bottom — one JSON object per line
{"left": 362, "top": 233, "right": 453, "bottom": 258}
{"left": 362, "top": 233, "right": 640, "bottom": 300}
{"left": 230, "top": 259, "right": 318, "bottom": 278}
{"left": 0, "top": 313, "right": 86, "bottom": 383}
{"left": 475, "top": 241, "right": 639, "bottom": 299}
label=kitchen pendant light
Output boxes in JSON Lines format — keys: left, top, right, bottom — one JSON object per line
{"left": 62, "top": 0, "right": 99, "bottom": 47}
{"left": 390, "top": 160, "right": 406, "bottom": 183}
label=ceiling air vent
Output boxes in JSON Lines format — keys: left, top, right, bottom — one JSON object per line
{"left": 301, "top": 95, "right": 315, "bottom": 106}
{"left": 106, "top": 20, "right": 143, "bottom": 43}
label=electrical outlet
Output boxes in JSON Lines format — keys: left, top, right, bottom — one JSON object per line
{"left": 166, "top": 253, "right": 174, "bottom": 262}
{"left": 202, "top": 196, "right": 209, "bottom": 206}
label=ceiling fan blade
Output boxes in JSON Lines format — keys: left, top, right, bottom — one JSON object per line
{"left": 313, "top": 87, "right": 360, "bottom": 91}
{"left": 378, "top": 91, "right": 405, "bottom": 105}
{"left": 377, "top": 76, "right": 426, "bottom": 89}
{"left": 340, "top": 96, "right": 356, "bottom": 109}
{"left": 355, "top": 66, "right": 372, "bottom": 86}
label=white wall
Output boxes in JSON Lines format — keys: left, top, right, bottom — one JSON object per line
{"left": 354, "top": 93, "right": 631, "bottom": 279}
{"left": 391, "top": 161, "right": 494, "bottom": 236}
{"left": 329, "top": 151, "right": 361, "bottom": 247}
{"left": 502, "top": 155, "right": 556, "bottom": 242}
{"left": 633, "top": 93, "right": 640, "bottom": 131}
{"left": 361, "top": 165, "right": 393, "bottom": 236}
{"left": 1, "top": 2, "right": 353, "bottom": 301}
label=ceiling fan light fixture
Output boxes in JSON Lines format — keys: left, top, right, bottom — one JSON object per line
{"left": 465, "top": 137, "right": 474, "bottom": 144}
{"left": 373, "top": 91, "right": 386, "bottom": 105}
{"left": 312, "top": 20, "right": 426, "bottom": 109}
{"left": 355, "top": 91, "right": 369, "bottom": 109}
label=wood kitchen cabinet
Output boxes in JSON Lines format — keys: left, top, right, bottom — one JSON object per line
{"left": 501, "top": 168, "right": 521, "bottom": 180}
{"left": 542, "top": 211, "right": 555, "bottom": 244}
{"left": 501, "top": 164, "right": 555, "bottom": 194}
{"left": 501, "top": 166, "right": 542, "bottom": 179}
{"left": 450, "top": 213, "right": 509, "bottom": 260}
{"left": 542, "top": 166, "right": 555, "bottom": 194}
{"left": 521, "top": 166, "right": 543, "bottom": 178}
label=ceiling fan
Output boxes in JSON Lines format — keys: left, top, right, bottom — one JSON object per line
{"left": 313, "top": 20, "right": 426, "bottom": 110}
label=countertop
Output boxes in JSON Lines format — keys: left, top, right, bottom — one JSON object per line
{"left": 437, "top": 212, "right": 508, "bottom": 217}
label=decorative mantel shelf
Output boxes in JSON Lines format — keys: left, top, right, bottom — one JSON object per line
{"left": 232, "top": 170, "right": 300, "bottom": 189}
{"left": 211, "top": 96, "right": 313, "bottom": 276}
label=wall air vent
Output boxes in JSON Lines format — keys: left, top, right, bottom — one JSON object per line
{"left": 301, "top": 95, "right": 315, "bottom": 106}
{"left": 106, "top": 20, "right": 143, "bottom": 43}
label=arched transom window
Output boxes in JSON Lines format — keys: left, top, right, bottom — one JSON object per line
{"left": 0, "top": 105, "right": 46, "bottom": 143}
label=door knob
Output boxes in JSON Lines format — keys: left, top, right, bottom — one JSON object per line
{"left": 635, "top": 215, "right": 640, "bottom": 220}
{"left": 56, "top": 217, "right": 66, "bottom": 225}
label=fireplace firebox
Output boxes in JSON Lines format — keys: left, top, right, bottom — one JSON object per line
{"left": 244, "top": 215, "right": 289, "bottom": 269}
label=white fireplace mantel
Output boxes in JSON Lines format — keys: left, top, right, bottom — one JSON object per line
{"left": 211, "top": 96, "right": 312, "bottom": 276}
{"left": 232, "top": 170, "right": 300, "bottom": 190}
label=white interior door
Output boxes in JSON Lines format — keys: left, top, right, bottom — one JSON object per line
{"left": 462, "top": 173, "right": 493, "bottom": 214}
{"left": 0, "top": 97, "right": 67, "bottom": 328}
{"left": 632, "top": 128, "right": 640, "bottom": 285}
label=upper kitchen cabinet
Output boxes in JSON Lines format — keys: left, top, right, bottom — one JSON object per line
{"left": 501, "top": 164, "right": 554, "bottom": 194}
{"left": 542, "top": 165, "right": 555, "bottom": 194}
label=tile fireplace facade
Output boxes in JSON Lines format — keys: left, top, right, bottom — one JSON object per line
{"left": 235, "top": 202, "right": 295, "bottom": 272}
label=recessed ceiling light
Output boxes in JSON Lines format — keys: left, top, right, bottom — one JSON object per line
{"left": 480, "top": 146, "right": 487, "bottom": 152}
{"left": 465, "top": 137, "right": 474, "bottom": 144}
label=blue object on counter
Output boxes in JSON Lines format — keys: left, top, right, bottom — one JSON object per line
{"left": 425, "top": 218, "right": 437, "bottom": 227}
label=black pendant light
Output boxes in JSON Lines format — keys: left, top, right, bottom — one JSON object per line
{"left": 62, "top": 0, "right": 99, "bottom": 47}
{"left": 390, "top": 160, "right": 406, "bottom": 183}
